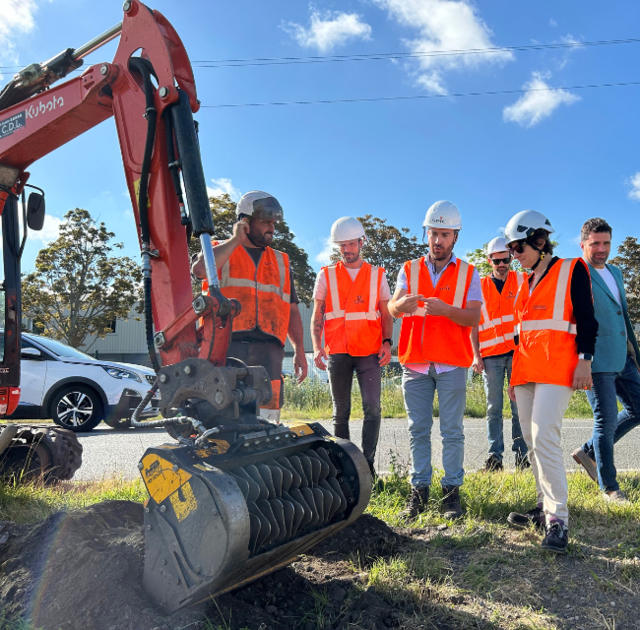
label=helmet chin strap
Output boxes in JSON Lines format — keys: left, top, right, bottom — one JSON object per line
{"left": 529, "top": 242, "right": 545, "bottom": 271}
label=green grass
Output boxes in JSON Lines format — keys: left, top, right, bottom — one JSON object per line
{"left": 282, "top": 370, "right": 595, "bottom": 420}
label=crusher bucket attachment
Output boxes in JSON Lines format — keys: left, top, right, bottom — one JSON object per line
{"left": 139, "top": 421, "right": 372, "bottom": 614}
{"left": 0, "top": 424, "right": 83, "bottom": 483}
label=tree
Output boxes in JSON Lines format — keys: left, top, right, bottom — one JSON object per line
{"left": 330, "top": 214, "right": 428, "bottom": 285}
{"left": 467, "top": 243, "right": 493, "bottom": 278}
{"left": 610, "top": 236, "right": 640, "bottom": 324}
{"left": 22, "top": 208, "right": 142, "bottom": 349}
{"left": 189, "top": 193, "right": 316, "bottom": 305}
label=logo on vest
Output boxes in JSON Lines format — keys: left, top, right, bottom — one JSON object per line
{"left": 532, "top": 304, "right": 547, "bottom": 310}
{"left": 439, "top": 284, "right": 451, "bottom": 291}
{"left": 507, "top": 291, "right": 515, "bottom": 299}
{"left": 354, "top": 295, "right": 365, "bottom": 304}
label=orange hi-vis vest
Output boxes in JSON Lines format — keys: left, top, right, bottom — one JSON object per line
{"left": 322, "top": 261, "right": 384, "bottom": 357}
{"left": 511, "top": 258, "right": 588, "bottom": 388}
{"left": 398, "top": 257, "right": 476, "bottom": 368}
{"left": 478, "top": 270, "right": 528, "bottom": 357}
{"left": 202, "top": 244, "right": 291, "bottom": 345}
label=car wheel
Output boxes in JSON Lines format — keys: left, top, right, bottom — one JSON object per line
{"left": 51, "top": 385, "right": 104, "bottom": 433}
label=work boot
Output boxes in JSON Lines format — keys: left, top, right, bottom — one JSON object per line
{"left": 507, "top": 506, "right": 545, "bottom": 531}
{"left": 400, "top": 486, "right": 429, "bottom": 520}
{"left": 483, "top": 454, "right": 503, "bottom": 472}
{"left": 515, "top": 453, "right": 531, "bottom": 470}
{"left": 441, "top": 485, "right": 463, "bottom": 520}
{"left": 604, "top": 489, "right": 629, "bottom": 503}
{"left": 572, "top": 448, "right": 597, "bottom": 482}
{"left": 541, "top": 520, "right": 569, "bottom": 554}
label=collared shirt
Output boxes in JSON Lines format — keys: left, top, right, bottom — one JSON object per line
{"left": 396, "top": 253, "right": 483, "bottom": 375}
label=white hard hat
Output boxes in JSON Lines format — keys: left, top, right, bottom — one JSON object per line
{"left": 236, "top": 191, "right": 283, "bottom": 221}
{"left": 504, "top": 210, "right": 554, "bottom": 246}
{"left": 424, "top": 200, "right": 462, "bottom": 230}
{"left": 487, "top": 237, "right": 509, "bottom": 256}
{"left": 330, "top": 216, "right": 365, "bottom": 243}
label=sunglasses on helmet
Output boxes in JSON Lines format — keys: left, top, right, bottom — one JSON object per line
{"left": 507, "top": 240, "right": 527, "bottom": 254}
{"left": 490, "top": 256, "right": 511, "bottom": 265}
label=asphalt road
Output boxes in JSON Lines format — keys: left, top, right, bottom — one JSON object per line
{"left": 74, "top": 418, "right": 639, "bottom": 481}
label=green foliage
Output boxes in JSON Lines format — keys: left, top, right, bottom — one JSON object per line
{"left": 610, "top": 236, "right": 640, "bottom": 324}
{"left": 189, "top": 193, "right": 316, "bottom": 304}
{"left": 21, "top": 209, "right": 142, "bottom": 349}
{"left": 329, "top": 214, "right": 428, "bottom": 285}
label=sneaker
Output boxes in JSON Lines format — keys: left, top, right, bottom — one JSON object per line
{"left": 507, "top": 506, "right": 545, "bottom": 531}
{"left": 515, "top": 453, "right": 531, "bottom": 470}
{"left": 400, "top": 486, "right": 429, "bottom": 519}
{"left": 441, "top": 485, "right": 463, "bottom": 520}
{"left": 541, "top": 521, "right": 569, "bottom": 554}
{"left": 572, "top": 448, "right": 597, "bottom": 482}
{"left": 483, "top": 455, "right": 504, "bottom": 472}
{"left": 604, "top": 489, "right": 629, "bottom": 503}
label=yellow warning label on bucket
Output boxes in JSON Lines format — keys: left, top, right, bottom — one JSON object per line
{"left": 169, "top": 481, "right": 198, "bottom": 522}
{"left": 141, "top": 454, "right": 192, "bottom": 504}
{"left": 288, "top": 424, "right": 313, "bottom": 437}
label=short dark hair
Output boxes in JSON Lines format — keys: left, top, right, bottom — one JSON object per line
{"left": 581, "top": 217, "right": 612, "bottom": 243}
{"left": 528, "top": 228, "right": 554, "bottom": 255}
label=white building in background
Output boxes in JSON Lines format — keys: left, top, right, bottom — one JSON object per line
{"left": 79, "top": 303, "right": 403, "bottom": 368}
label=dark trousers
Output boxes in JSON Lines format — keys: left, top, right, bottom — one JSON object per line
{"left": 583, "top": 354, "right": 640, "bottom": 492}
{"left": 327, "top": 353, "right": 381, "bottom": 463}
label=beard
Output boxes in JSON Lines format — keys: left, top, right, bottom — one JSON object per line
{"left": 248, "top": 230, "right": 274, "bottom": 247}
{"left": 342, "top": 251, "right": 359, "bottom": 263}
{"left": 431, "top": 244, "right": 454, "bottom": 261}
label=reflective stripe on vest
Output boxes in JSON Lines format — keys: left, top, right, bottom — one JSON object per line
{"left": 322, "top": 262, "right": 384, "bottom": 356}
{"left": 398, "top": 257, "right": 474, "bottom": 367}
{"left": 219, "top": 252, "right": 291, "bottom": 303}
{"left": 511, "top": 258, "right": 583, "bottom": 388}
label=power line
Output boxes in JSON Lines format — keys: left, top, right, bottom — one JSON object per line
{"left": 199, "top": 80, "right": 640, "bottom": 108}
{"left": 189, "top": 37, "right": 640, "bottom": 68}
{"left": 0, "top": 36, "right": 639, "bottom": 71}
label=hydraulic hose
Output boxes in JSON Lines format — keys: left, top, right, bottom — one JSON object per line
{"left": 129, "top": 57, "right": 160, "bottom": 373}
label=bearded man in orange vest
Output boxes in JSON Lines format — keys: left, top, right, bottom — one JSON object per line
{"left": 192, "top": 191, "right": 308, "bottom": 422}
{"left": 504, "top": 210, "right": 597, "bottom": 554}
{"left": 311, "top": 217, "right": 393, "bottom": 477}
{"left": 471, "top": 236, "right": 530, "bottom": 472}
{"left": 389, "top": 201, "right": 482, "bottom": 521}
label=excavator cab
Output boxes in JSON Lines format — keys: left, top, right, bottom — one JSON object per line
{"left": 0, "top": 0, "right": 372, "bottom": 612}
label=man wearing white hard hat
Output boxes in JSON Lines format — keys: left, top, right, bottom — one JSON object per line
{"left": 471, "top": 236, "right": 529, "bottom": 472}
{"left": 311, "top": 217, "right": 393, "bottom": 476}
{"left": 389, "top": 201, "right": 482, "bottom": 520}
{"left": 192, "top": 191, "right": 308, "bottom": 422}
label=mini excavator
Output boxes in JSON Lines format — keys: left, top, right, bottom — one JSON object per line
{"left": 0, "top": 1, "right": 372, "bottom": 613}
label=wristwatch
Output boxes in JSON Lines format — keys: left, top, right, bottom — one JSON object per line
{"left": 578, "top": 353, "right": 593, "bottom": 361}
{"left": 383, "top": 338, "right": 393, "bottom": 347}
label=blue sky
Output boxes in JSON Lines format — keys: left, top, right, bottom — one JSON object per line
{"left": 2, "top": 0, "right": 639, "bottom": 277}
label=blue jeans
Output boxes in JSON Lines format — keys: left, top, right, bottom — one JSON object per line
{"left": 582, "top": 354, "right": 640, "bottom": 492}
{"left": 402, "top": 365, "right": 467, "bottom": 488}
{"left": 483, "top": 354, "right": 527, "bottom": 461}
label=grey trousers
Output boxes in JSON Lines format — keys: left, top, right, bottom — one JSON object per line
{"left": 328, "top": 353, "right": 381, "bottom": 463}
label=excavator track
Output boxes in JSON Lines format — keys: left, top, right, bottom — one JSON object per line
{"left": 0, "top": 425, "right": 83, "bottom": 483}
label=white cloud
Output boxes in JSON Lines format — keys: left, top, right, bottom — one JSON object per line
{"left": 628, "top": 172, "right": 640, "bottom": 202}
{"left": 282, "top": 9, "right": 372, "bottom": 53}
{"left": 549, "top": 18, "right": 558, "bottom": 27}
{"left": 0, "top": 0, "right": 39, "bottom": 83}
{"left": 315, "top": 237, "right": 337, "bottom": 265}
{"left": 207, "top": 178, "right": 241, "bottom": 202}
{"left": 29, "top": 214, "right": 62, "bottom": 243}
{"left": 372, "top": 0, "right": 513, "bottom": 95}
{"left": 503, "top": 71, "right": 580, "bottom": 127}
{"left": 557, "top": 33, "right": 584, "bottom": 69}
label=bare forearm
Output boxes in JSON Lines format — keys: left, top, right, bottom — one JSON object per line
{"left": 191, "top": 237, "right": 242, "bottom": 279}
{"left": 379, "top": 301, "right": 393, "bottom": 339}
{"left": 311, "top": 300, "right": 325, "bottom": 351}
{"left": 471, "top": 327, "right": 481, "bottom": 356}
{"left": 446, "top": 304, "right": 481, "bottom": 327}
{"left": 388, "top": 296, "right": 404, "bottom": 319}
{"left": 288, "top": 304, "right": 305, "bottom": 352}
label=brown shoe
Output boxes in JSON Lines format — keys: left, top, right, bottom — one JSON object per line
{"left": 604, "top": 489, "right": 629, "bottom": 503}
{"left": 441, "top": 485, "right": 463, "bottom": 520}
{"left": 400, "top": 486, "right": 429, "bottom": 519}
{"left": 572, "top": 448, "right": 597, "bottom": 482}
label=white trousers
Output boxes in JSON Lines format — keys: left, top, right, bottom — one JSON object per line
{"left": 514, "top": 383, "right": 574, "bottom": 525}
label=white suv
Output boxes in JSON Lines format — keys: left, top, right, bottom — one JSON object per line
{"left": 5, "top": 332, "right": 160, "bottom": 432}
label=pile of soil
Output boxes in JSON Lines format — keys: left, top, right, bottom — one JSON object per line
{"left": 0, "top": 502, "right": 410, "bottom": 630}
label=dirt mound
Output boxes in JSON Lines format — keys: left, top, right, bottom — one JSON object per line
{"left": 0, "top": 501, "right": 202, "bottom": 630}
{"left": 0, "top": 503, "right": 411, "bottom": 630}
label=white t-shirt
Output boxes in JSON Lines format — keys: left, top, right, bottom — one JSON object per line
{"left": 313, "top": 265, "right": 391, "bottom": 301}
{"left": 596, "top": 266, "right": 622, "bottom": 306}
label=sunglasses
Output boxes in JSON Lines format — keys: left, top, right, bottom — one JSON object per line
{"left": 507, "top": 240, "right": 526, "bottom": 254}
{"left": 490, "top": 256, "right": 511, "bottom": 265}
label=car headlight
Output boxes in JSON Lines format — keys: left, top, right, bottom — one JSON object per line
{"left": 101, "top": 366, "right": 142, "bottom": 382}
{"left": 145, "top": 374, "right": 157, "bottom": 385}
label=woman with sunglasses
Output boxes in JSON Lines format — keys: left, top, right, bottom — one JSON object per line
{"left": 504, "top": 210, "right": 598, "bottom": 553}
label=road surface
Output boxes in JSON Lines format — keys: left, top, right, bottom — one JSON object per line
{"left": 73, "top": 418, "right": 639, "bottom": 481}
